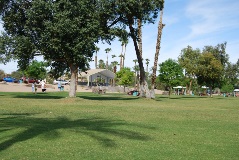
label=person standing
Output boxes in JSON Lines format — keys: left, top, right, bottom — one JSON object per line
{"left": 34, "top": 81, "right": 37, "bottom": 94}
{"left": 41, "top": 80, "right": 46, "bottom": 92}
{"left": 32, "top": 82, "right": 35, "bottom": 93}
{"left": 58, "top": 81, "right": 62, "bottom": 91}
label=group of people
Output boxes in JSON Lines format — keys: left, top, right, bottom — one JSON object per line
{"left": 31, "top": 80, "right": 65, "bottom": 93}
{"left": 32, "top": 80, "right": 46, "bottom": 93}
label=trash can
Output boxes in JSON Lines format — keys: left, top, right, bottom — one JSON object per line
{"left": 61, "top": 86, "right": 64, "bottom": 91}
{"left": 133, "top": 91, "right": 138, "bottom": 96}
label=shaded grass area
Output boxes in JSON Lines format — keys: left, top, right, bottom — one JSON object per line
{"left": 0, "top": 92, "right": 239, "bottom": 159}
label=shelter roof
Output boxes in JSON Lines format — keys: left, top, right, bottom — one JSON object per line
{"left": 173, "top": 86, "right": 186, "bottom": 89}
{"left": 80, "top": 69, "right": 115, "bottom": 78}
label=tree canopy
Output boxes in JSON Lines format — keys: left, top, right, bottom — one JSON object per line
{"left": 0, "top": 0, "right": 164, "bottom": 97}
{"left": 116, "top": 67, "right": 134, "bottom": 91}
{"left": 178, "top": 43, "right": 233, "bottom": 96}
{"left": 0, "top": 0, "right": 112, "bottom": 97}
{"left": 158, "top": 59, "right": 183, "bottom": 95}
{"left": 24, "top": 60, "right": 47, "bottom": 80}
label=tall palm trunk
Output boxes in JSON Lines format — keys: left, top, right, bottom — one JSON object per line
{"left": 120, "top": 44, "right": 123, "bottom": 69}
{"left": 123, "top": 44, "right": 127, "bottom": 68}
{"left": 151, "top": 9, "right": 165, "bottom": 99}
{"left": 106, "top": 54, "right": 108, "bottom": 69}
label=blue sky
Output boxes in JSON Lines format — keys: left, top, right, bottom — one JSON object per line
{"left": 1, "top": 0, "right": 239, "bottom": 74}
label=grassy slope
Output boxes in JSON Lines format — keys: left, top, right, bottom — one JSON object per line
{"left": 0, "top": 92, "right": 238, "bottom": 159}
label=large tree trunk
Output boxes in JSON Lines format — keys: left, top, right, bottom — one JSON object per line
{"left": 137, "top": 19, "right": 142, "bottom": 58}
{"left": 189, "top": 79, "right": 192, "bottom": 94}
{"left": 69, "top": 64, "right": 78, "bottom": 97}
{"left": 151, "top": 9, "right": 164, "bottom": 99}
{"left": 209, "top": 86, "right": 213, "bottom": 97}
{"left": 128, "top": 16, "right": 150, "bottom": 98}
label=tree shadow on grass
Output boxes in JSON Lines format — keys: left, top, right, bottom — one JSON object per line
{"left": 79, "top": 94, "right": 139, "bottom": 101}
{"left": 8, "top": 92, "right": 138, "bottom": 100}
{"left": 13, "top": 92, "right": 66, "bottom": 99}
{"left": 0, "top": 113, "right": 152, "bottom": 151}
{"left": 155, "top": 96, "right": 212, "bottom": 101}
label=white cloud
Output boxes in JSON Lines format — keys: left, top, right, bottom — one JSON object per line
{"left": 185, "top": 0, "right": 239, "bottom": 40}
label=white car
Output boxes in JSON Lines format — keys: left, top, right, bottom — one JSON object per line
{"left": 53, "top": 79, "right": 69, "bottom": 85}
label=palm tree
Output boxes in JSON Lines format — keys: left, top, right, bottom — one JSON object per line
{"left": 119, "top": 42, "right": 124, "bottom": 69}
{"left": 145, "top": 58, "right": 150, "bottom": 73}
{"left": 119, "top": 30, "right": 129, "bottom": 69}
{"left": 111, "top": 61, "right": 118, "bottom": 73}
{"left": 105, "top": 48, "right": 111, "bottom": 69}
{"left": 98, "top": 59, "right": 105, "bottom": 69}
{"left": 111, "top": 54, "right": 117, "bottom": 72}
{"left": 111, "top": 54, "right": 116, "bottom": 59}
{"left": 151, "top": 9, "right": 165, "bottom": 98}
{"left": 111, "top": 61, "right": 119, "bottom": 86}
{"left": 94, "top": 46, "right": 100, "bottom": 69}
{"left": 118, "top": 54, "right": 124, "bottom": 69}
{"left": 122, "top": 39, "right": 128, "bottom": 68}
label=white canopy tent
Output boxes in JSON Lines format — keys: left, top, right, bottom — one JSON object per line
{"left": 173, "top": 86, "right": 186, "bottom": 95}
{"left": 79, "top": 69, "right": 115, "bottom": 87}
{"left": 233, "top": 89, "right": 239, "bottom": 97}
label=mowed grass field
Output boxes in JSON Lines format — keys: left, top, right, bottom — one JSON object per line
{"left": 0, "top": 92, "right": 238, "bottom": 160}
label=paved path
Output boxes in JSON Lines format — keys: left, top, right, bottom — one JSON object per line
{"left": 0, "top": 82, "right": 163, "bottom": 94}
{"left": 0, "top": 82, "right": 91, "bottom": 93}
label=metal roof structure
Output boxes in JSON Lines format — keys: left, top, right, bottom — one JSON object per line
{"left": 80, "top": 69, "right": 115, "bottom": 78}
{"left": 79, "top": 69, "right": 115, "bottom": 86}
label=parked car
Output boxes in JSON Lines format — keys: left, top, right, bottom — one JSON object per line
{"left": 53, "top": 79, "right": 69, "bottom": 85}
{"left": 27, "top": 78, "right": 39, "bottom": 84}
{"left": 3, "top": 77, "right": 16, "bottom": 82}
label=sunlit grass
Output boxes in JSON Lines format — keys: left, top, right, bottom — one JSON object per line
{"left": 0, "top": 92, "right": 238, "bottom": 159}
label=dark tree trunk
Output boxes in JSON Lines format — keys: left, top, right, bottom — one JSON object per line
{"left": 128, "top": 16, "right": 150, "bottom": 98}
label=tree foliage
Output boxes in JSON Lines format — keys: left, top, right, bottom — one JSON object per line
{"left": 0, "top": 32, "right": 16, "bottom": 64}
{"left": 178, "top": 43, "right": 232, "bottom": 96}
{"left": 178, "top": 46, "right": 200, "bottom": 78}
{"left": 103, "top": 0, "right": 164, "bottom": 97}
{"left": 196, "top": 44, "right": 228, "bottom": 96}
{"left": 10, "top": 70, "right": 23, "bottom": 80}
{"left": 158, "top": 59, "right": 183, "bottom": 95}
{"left": 0, "top": 0, "right": 112, "bottom": 97}
{"left": 0, "top": 0, "right": 164, "bottom": 97}
{"left": 25, "top": 60, "right": 47, "bottom": 80}
{"left": 224, "top": 61, "right": 239, "bottom": 87}
{"left": 116, "top": 67, "right": 134, "bottom": 89}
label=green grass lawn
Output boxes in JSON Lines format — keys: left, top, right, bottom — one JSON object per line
{"left": 0, "top": 92, "right": 238, "bottom": 160}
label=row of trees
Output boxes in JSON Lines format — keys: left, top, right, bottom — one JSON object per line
{"left": 2, "top": 42, "right": 238, "bottom": 97}
{"left": 0, "top": 0, "right": 164, "bottom": 97}
{"left": 0, "top": 60, "right": 48, "bottom": 81}
{"left": 158, "top": 43, "right": 239, "bottom": 96}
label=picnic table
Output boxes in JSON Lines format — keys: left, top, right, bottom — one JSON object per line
{"left": 92, "top": 87, "right": 106, "bottom": 94}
